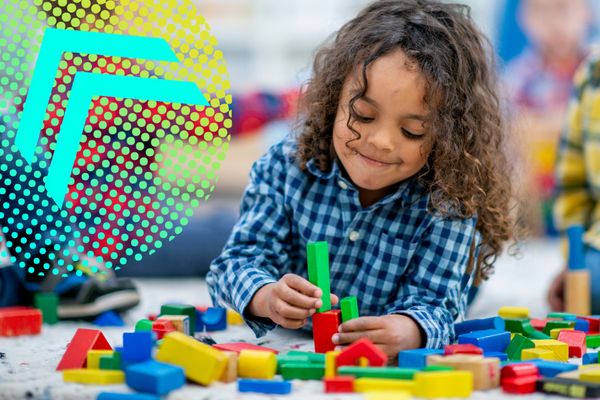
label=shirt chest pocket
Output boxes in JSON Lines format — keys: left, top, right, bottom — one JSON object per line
{"left": 378, "top": 231, "right": 420, "bottom": 270}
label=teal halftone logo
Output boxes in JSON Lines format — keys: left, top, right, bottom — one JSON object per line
{"left": 0, "top": 0, "right": 232, "bottom": 276}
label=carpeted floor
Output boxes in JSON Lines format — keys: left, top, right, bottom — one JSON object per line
{"left": 0, "top": 238, "right": 577, "bottom": 399}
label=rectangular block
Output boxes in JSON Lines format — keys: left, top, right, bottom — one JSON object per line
{"left": 122, "top": 332, "right": 153, "bottom": 363}
{"left": 34, "top": 293, "right": 59, "bottom": 325}
{"left": 0, "top": 306, "right": 42, "bottom": 337}
{"left": 558, "top": 330, "right": 587, "bottom": 358}
{"left": 533, "top": 340, "right": 569, "bottom": 362}
{"left": 427, "top": 354, "right": 500, "bottom": 390}
{"left": 578, "top": 316, "right": 600, "bottom": 332}
{"left": 353, "top": 377, "right": 415, "bottom": 394}
{"left": 324, "top": 376, "right": 354, "bottom": 393}
{"left": 521, "top": 348, "right": 554, "bottom": 361}
{"left": 87, "top": 350, "right": 114, "bottom": 369}
{"left": 276, "top": 355, "right": 311, "bottom": 374}
{"left": 536, "top": 377, "right": 600, "bottom": 398}
{"left": 502, "top": 360, "right": 578, "bottom": 377}
{"left": 280, "top": 363, "right": 325, "bottom": 380}
{"left": 238, "top": 379, "right": 291, "bottom": 394}
{"left": 312, "top": 310, "right": 341, "bottom": 354}
{"left": 458, "top": 329, "right": 511, "bottom": 353}
{"left": 502, "top": 375, "right": 538, "bottom": 394}
{"left": 398, "top": 348, "right": 444, "bottom": 369}
{"left": 444, "top": 344, "right": 483, "bottom": 356}
{"left": 414, "top": 371, "right": 473, "bottom": 398}
{"left": 62, "top": 369, "right": 124, "bottom": 384}
{"left": 99, "top": 352, "right": 121, "bottom": 370}
{"left": 160, "top": 304, "right": 196, "bottom": 335}
{"left": 287, "top": 350, "right": 326, "bottom": 363}
{"left": 499, "top": 306, "right": 530, "bottom": 319}
{"left": 307, "top": 241, "right": 331, "bottom": 313}
{"left": 325, "top": 350, "right": 340, "bottom": 378}
{"left": 587, "top": 334, "right": 600, "bottom": 348}
{"left": 484, "top": 352, "right": 508, "bottom": 361}
{"left": 219, "top": 351, "right": 238, "bottom": 383}
{"left": 341, "top": 296, "right": 359, "bottom": 322}
{"left": 125, "top": 360, "right": 185, "bottom": 395}
{"left": 338, "top": 366, "right": 418, "bottom": 380}
{"left": 156, "top": 315, "right": 189, "bottom": 336}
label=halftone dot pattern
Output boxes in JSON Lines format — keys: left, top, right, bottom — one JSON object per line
{"left": 0, "top": 0, "right": 232, "bottom": 275}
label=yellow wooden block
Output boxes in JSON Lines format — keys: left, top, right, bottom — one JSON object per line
{"left": 63, "top": 369, "right": 124, "bottom": 384}
{"left": 550, "top": 328, "right": 574, "bottom": 339}
{"left": 156, "top": 331, "right": 227, "bottom": 385}
{"left": 414, "top": 371, "right": 473, "bottom": 398}
{"left": 521, "top": 348, "right": 554, "bottom": 361}
{"left": 364, "top": 391, "right": 411, "bottom": 400}
{"left": 86, "top": 350, "right": 113, "bottom": 369}
{"left": 227, "top": 310, "right": 244, "bottom": 325}
{"left": 237, "top": 349, "right": 277, "bottom": 380}
{"left": 325, "top": 350, "right": 340, "bottom": 378}
{"left": 354, "top": 378, "right": 415, "bottom": 394}
{"left": 581, "top": 369, "right": 600, "bottom": 383}
{"left": 157, "top": 315, "right": 190, "bottom": 335}
{"left": 498, "top": 306, "right": 530, "bottom": 319}
{"left": 533, "top": 339, "right": 569, "bottom": 362}
{"left": 219, "top": 351, "right": 238, "bottom": 383}
{"left": 426, "top": 354, "right": 498, "bottom": 390}
{"left": 558, "top": 365, "right": 600, "bottom": 380}
{"left": 358, "top": 356, "right": 369, "bottom": 367}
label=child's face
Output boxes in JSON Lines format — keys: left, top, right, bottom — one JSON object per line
{"left": 332, "top": 49, "right": 432, "bottom": 194}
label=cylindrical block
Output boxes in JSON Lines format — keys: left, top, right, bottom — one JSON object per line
{"left": 237, "top": 350, "right": 276, "bottom": 379}
{"left": 565, "top": 269, "right": 591, "bottom": 316}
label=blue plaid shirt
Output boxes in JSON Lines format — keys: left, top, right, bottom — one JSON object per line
{"left": 207, "top": 138, "right": 478, "bottom": 348}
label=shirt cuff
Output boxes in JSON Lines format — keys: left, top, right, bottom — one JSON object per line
{"left": 387, "top": 306, "right": 452, "bottom": 349}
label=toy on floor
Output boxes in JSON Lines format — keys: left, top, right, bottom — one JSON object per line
{"left": 0, "top": 306, "right": 42, "bottom": 337}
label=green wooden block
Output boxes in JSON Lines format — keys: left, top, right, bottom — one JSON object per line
{"left": 528, "top": 330, "right": 553, "bottom": 340}
{"left": 338, "top": 366, "right": 418, "bottom": 380}
{"left": 505, "top": 333, "right": 535, "bottom": 361}
{"left": 542, "top": 321, "right": 576, "bottom": 335}
{"left": 160, "top": 304, "right": 196, "bottom": 335}
{"left": 34, "top": 293, "right": 58, "bottom": 324}
{"left": 281, "top": 363, "right": 325, "bottom": 380}
{"left": 341, "top": 296, "right": 359, "bottom": 323}
{"left": 424, "top": 365, "right": 454, "bottom": 372}
{"left": 586, "top": 335, "right": 600, "bottom": 348}
{"left": 307, "top": 241, "right": 331, "bottom": 313}
{"left": 287, "top": 351, "right": 326, "bottom": 364}
{"left": 99, "top": 351, "right": 121, "bottom": 370}
{"left": 547, "top": 312, "right": 577, "bottom": 319}
{"left": 276, "top": 355, "right": 311, "bottom": 374}
{"left": 504, "top": 319, "right": 536, "bottom": 336}
{"left": 135, "top": 319, "right": 153, "bottom": 331}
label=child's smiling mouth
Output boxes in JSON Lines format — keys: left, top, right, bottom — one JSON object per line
{"left": 358, "top": 152, "right": 395, "bottom": 167}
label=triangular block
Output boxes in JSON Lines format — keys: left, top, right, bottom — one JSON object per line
{"left": 56, "top": 328, "right": 112, "bottom": 370}
{"left": 336, "top": 338, "right": 388, "bottom": 367}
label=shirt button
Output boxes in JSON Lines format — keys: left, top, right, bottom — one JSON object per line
{"left": 338, "top": 180, "right": 348, "bottom": 190}
{"left": 349, "top": 231, "right": 359, "bottom": 241}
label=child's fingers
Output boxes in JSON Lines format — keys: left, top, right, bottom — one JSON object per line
{"left": 338, "top": 316, "right": 382, "bottom": 332}
{"left": 332, "top": 329, "right": 384, "bottom": 346}
{"left": 282, "top": 274, "right": 322, "bottom": 298}
{"left": 274, "top": 298, "right": 315, "bottom": 320}
{"left": 278, "top": 285, "right": 320, "bottom": 310}
{"left": 330, "top": 293, "right": 339, "bottom": 305}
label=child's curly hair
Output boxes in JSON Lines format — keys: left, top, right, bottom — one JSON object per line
{"left": 293, "top": 0, "right": 518, "bottom": 283}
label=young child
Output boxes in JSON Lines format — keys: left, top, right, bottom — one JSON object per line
{"left": 207, "top": 0, "right": 517, "bottom": 355}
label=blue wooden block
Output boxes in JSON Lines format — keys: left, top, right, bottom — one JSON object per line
{"left": 238, "top": 379, "right": 292, "bottom": 394}
{"left": 125, "top": 360, "right": 185, "bottom": 395}
{"left": 93, "top": 311, "right": 125, "bottom": 327}
{"left": 97, "top": 393, "right": 160, "bottom": 400}
{"left": 484, "top": 351, "right": 508, "bottom": 361}
{"left": 398, "top": 348, "right": 444, "bottom": 369}
{"left": 202, "top": 307, "right": 227, "bottom": 331}
{"left": 454, "top": 317, "right": 506, "bottom": 337}
{"left": 564, "top": 316, "right": 590, "bottom": 333}
{"left": 583, "top": 352, "right": 599, "bottom": 365}
{"left": 458, "top": 329, "right": 511, "bottom": 353}
{"left": 502, "top": 359, "right": 578, "bottom": 377}
{"left": 195, "top": 309, "right": 205, "bottom": 332}
{"left": 122, "top": 332, "right": 153, "bottom": 362}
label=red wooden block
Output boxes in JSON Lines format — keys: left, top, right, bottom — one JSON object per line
{"left": 557, "top": 330, "right": 587, "bottom": 358}
{"left": 312, "top": 310, "right": 341, "bottom": 354}
{"left": 578, "top": 316, "right": 600, "bottom": 333}
{"left": 502, "top": 375, "right": 539, "bottom": 394}
{"left": 213, "top": 342, "right": 279, "bottom": 354}
{"left": 147, "top": 314, "right": 158, "bottom": 322}
{"left": 56, "top": 328, "right": 112, "bottom": 370}
{"left": 588, "top": 331, "right": 600, "bottom": 336}
{"left": 195, "top": 305, "right": 210, "bottom": 313}
{"left": 444, "top": 344, "right": 483, "bottom": 356}
{"left": 501, "top": 364, "right": 539, "bottom": 381}
{"left": 0, "top": 306, "right": 42, "bottom": 337}
{"left": 530, "top": 318, "right": 551, "bottom": 331}
{"left": 324, "top": 376, "right": 354, "bottom": 393}
{"left": 152, "top": 319, "right": 175, "bottom": 340}
{"left": 337, "top": 337, "right": 388, "bottom": 367}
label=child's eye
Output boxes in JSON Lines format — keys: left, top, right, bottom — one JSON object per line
{"left": 354, "top": 114, "right": 374, "bottom": 122}
{"left": 402, "top": 128, "right": 424, "bottom": 140}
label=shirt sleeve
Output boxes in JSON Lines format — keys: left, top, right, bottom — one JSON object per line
{"left": 206, "top": 141, "right": 293, "bottom": 337}
{"left": 384, "top": 215, "right": 478, "bottom": 349}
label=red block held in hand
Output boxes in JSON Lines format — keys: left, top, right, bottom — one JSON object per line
{"left": 313, "top": 310, "right": 341, "bottom": 354}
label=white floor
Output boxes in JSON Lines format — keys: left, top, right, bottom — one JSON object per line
{"left": 0, "top": 238, "right": 573, "bottom": 400}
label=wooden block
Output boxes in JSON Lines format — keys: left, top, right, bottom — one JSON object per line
{"left": 219, "top": 351, "right": 238, "bottom": 383}
{"left": 160, "top": 304, "right": 196, "bottom": 335}
{"left": 56, "top": 329, "right": 112, "bottom": 370}
{"left": 353, "top": 377, "right": 415, "bottom": 393}
{"left": 500, "top": 363, "right": 539, "bottom": 381}
{"left": 99, "top": 352, "right": 121, "bottom": 370}
{"left": 151, "top": 319, "right": 175, "bottom": 340}
{"left": 533, "top": 339, "right": 569, "bottom": 362}
{"left": 227, "top": 310, "right": 244, "bottom": 325}
{"left": 578, "top": 316, "right": 600, "bottom": 332}
{"left": 558, "top": 330, "right": 587, "bottom": 358}
{"left": 556, "top": 364, "right": 600, "bottom": 380}
{"left": 135, "top": 319, "right": 153, "bottom": 332}
{"left": 537, "top": 377, "right": 600, "bottom": 398}
{"left": 358, "top": 357, "right": 369, "bottom": 367}
{"left": 122, "top": 332, "right": 153, "bottom": 363}
{"left": 238, "top": 379, "right": 292, "bottom": 394}
{"left": 505, "top": 334, "right": 535, "bottom": 361}
{"left": 363, "top": 391, "right": 411, "bottom": 400}
{"left": 276, "top": 355, "right": 311, "bottom": 374}
{"left": 424, "top": 365, "right": 454, "bottom": 372}
{"left": 502, "top": 375, "right": 539, "bottom": 394}
{"left": 504, "top": 319, "right": 536, "bottom": 336}
{"left": 427, "top": 354, "right": 500, "bottom": 390}
{"left": 581, "top": 369, "right": 600, "bottom": 383}
{"left": 237, "top": 349, "right": 277, "bottom": 380}
{"left": 337, "top": 337, "right": 388, "bottom": 367}
{"left": 398, "top": 348, "right": 444, "bottom": 369}
{"left": 443, "top": 344, "right": 483, "bottom": 356}
{"left": 531, "top": 318, "right": 550, "bottom": 331}
{"left": 325, "top": 351, "right": 340, "bottom": 378}
{"left": 499, "top": 306, "right": 530, "bottom": 319}
{"left": 458, "top": 329, "right": 511, "bottom": 353}
{"left": 521, "top": 348, "right": 554, "bottom": 361}
{"left": 565, "top": 269, "right": 591, "bottom": 316}
{"left": 287, "top": 350, "right": 326, "bottom": 363}
{"left": 341, "top": 296, "right": 359, "bottom": 322}
{"left": 454, "top": 317, "right": 506, "bottom": 337}
{"left": 62, "top": 369, "right": 124, "bottom": 384}
{"left": 0, "top": 306, "right": 42, "bottom": 337}
{"left": 529, "top": 330, "right": 555, "bottom": 340}
{"left": 202, "top": 307, "right": 227, "bottom": 331}
{"left": 156, "top": 315, "right": 190, "bottom": 336}
{"left": 87, "top": 350, "right": 114, "bottom": 369}
{"left": 551, "top": 328, "right": 574, "bottom": 339}
{"left": 413, "top": 371, "right": 473, "bottom": 398}
{"left": 312, "top": 310, "right": 341, "bottom": 353}
{"left": 280, "top": 363, "right": 325, "bottom": 380}
{"left": 213, "top": 342, "right": 279, "bottom": 354}
{"left": 307, "top": 241, "right": 331, "bottom": 313}
{"left": 338, "top": 366, "right": 418, "bottom": 379}
{"left": 125, "top": 360, "right": 185, "bottom": 395}
{"left": 484, "top": 351, "right": 508, "bottom": 361}
{"left": 324, "top": 376, "right": 354, "bottom": 393}
{"left": 504, "top": 360, "right": 577, "bottom": 377}
{"left": 155, "top": 331, "right": 227, "bottom": 385}
{"left": 583, "top": 352, "right": 599, "bottom": 365}
{"left": 543, "top": 321, "right": 576, "bottom": 335}
{"left": 34, "top": 293, "right": 59, "bottom": 325}
{"left": 587, "top": 334, "right": 600, "bottom": 348}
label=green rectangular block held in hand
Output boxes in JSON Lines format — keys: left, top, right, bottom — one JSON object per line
{"left": 307, "top": 241, "right": 331, "bottom": 313}
{"left": 341, "top": 296, "right": 359, "bottom": 322}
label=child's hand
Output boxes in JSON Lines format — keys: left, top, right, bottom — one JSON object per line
{"left": 332, "top": 315, "right": 425, "bottom": 361}
{"left": 247, "top": 274, "right": 339, "bottom": 329}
